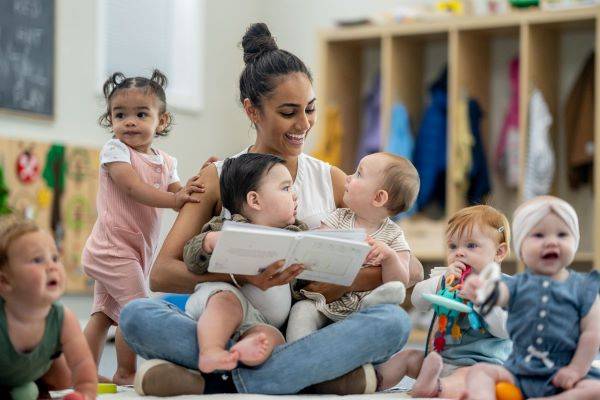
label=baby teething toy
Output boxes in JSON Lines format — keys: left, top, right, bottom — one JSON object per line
{"left": 495, "top": 381, "right": 524, "bottom": 400}
{"left": 424, "top": 265, "right": 484, "bottom": 352}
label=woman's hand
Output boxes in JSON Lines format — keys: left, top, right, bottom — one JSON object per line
{"left": 241, "top": 260, "right": 304, "bottom": 291}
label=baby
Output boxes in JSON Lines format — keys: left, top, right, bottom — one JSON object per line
{"left": 462, "top": 196, "right": 600, "bottom": 399}
{"left": 376, "top": 205, "right": 512, "bottom": 397}
{"left": 0, "top": 217, "right": 97, "bottom": 400}
{"left": 183, "top": 153, "right": 306, "bottom": 373}
{"left": 286, "top": 152, "right": 418, "bottom": 342}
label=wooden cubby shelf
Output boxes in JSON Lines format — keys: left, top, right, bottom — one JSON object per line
{"left": 316, "top": 7, "right": 600, "bottom": 271}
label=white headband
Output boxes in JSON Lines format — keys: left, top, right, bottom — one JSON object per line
{"left": 512, "top": 196, "right": 579, "bottom": 261}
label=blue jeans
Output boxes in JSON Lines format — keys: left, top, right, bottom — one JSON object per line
{"left": 120, "top": 298, "right": 411, "bottom": 394}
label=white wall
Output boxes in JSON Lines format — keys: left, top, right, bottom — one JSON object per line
{"left": 3, "top": 1, "right": 591, "bottom": 245}
{"left": 0, "top": 0, "right": 265, "bottom": 239}
{"left": 0, "top": 0, "right": 419, "bottom": 241}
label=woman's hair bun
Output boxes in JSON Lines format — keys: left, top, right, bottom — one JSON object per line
{"left": 242, "top": 23, "right": 278, "bottom": 64}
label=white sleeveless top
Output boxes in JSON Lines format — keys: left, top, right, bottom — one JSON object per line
{"left": 214, "top": 149, "right": 336, "bottom": 326}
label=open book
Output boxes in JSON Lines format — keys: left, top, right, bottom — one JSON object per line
{"left": 207, "top": 221, "right": 371, "bottom": 286}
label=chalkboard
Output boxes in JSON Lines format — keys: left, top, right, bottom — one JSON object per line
{"left": 0, "top": 0, "right": 54, "bottom": 116}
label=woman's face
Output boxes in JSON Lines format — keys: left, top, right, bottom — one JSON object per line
{"left": 249, "top": 72, "right": 316, "bottom": 157}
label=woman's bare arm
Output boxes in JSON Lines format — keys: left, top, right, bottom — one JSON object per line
{"left": 149, "top": 165, "right": 231, "bottom": 293}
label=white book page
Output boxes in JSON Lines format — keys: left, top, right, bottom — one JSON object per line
{"left": 208, "top": 229, "right": 292, "bottom": 275}
{"left": 305, "top": 229, "right": 367, "bottom": 242}
{"left": 286, "top": 236, "right": 370, "bottom": 286}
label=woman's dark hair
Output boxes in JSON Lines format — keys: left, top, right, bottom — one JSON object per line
{"left": 239, "top": 23, "right": 312, "bottom": 109}
{"left": 98, "top": 69, "right": 172, "bottom": 136}
{"left": 221, "top": 153, "right": 286, "bottom": 215}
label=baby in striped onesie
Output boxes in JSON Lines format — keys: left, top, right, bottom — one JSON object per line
{"left": 286, "top": 152, "right": 419, "bottom": 342}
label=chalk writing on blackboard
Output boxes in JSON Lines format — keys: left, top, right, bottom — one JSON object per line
{"left": 0, "top": 0, "right": 54, "bottom": 116}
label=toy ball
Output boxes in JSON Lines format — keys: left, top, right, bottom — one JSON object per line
{"left": 496, "top": 381, "right": 524, "bottom": 400}
{"left": 64, "top": 392, "right": 85, "bottom": 400}
{"left": 9, "top": 382, "right": 38, "bottom": 400}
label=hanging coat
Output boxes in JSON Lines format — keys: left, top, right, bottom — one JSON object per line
{"left": 414, "top": 67, "right": 448, "bottom": 212}
{"left": 452, "top": 95, "right": 474, "bottom": 199}
{"left": 523, "top": 88, "right": 554, "bottom": 200}
{"left": 495, "top": 57, "right": 520, "bottom": 188}
{"left": 312, "top": 106, "right": 343, "bottom": 166}
{"left": 385, "top": 102, "right": 414, "bottom": 160}
{"left": 356, "top": 74, "right": 381, "bottom": 164}
{"left": 467, "top": 99, "right": 491, "bottom": 205}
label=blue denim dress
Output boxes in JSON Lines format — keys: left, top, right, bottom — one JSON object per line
{"left": 504, "top": 269, "right": 600, "bottom": 397}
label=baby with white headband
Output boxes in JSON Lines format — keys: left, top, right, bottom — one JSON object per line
{"left": 462, "top": 195, "right": 600, "bottom": 399}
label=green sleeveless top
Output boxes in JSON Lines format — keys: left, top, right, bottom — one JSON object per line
{"left": 0, "top": 298, "right": 64, "bottom": 387}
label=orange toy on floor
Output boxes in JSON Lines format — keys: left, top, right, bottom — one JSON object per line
{"left": 496, "top": 381, "right": 524, "bottom": 400}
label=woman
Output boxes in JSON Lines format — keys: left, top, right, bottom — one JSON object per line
{"left": 120, "top": 23, "right": 422, "bottom": 396}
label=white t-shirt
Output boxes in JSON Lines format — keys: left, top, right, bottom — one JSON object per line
{"left": 100, "top": 139, "right": 180, "bottom": 184}
{"left": 214, "top": 148, "right": 337, "bottom": 327}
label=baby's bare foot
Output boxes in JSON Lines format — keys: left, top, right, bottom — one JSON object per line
{"left": 230, "top": 332, "right": 272, "bottom": 367}
{"left": 199, "top": 348, "right": 239, "bottom": 373}
{"left": 411, "top": 352, "right": 443, "bottom": 397}
{"left": 113, "top": 369, "right": 135, "bottom": 386}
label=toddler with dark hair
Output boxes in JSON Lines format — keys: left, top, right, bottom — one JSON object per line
{"left": 183, "top": 153, "right": 308, "bottom": 373}
{"left": 82, "top": 70, "right": 202, "bottom": 384}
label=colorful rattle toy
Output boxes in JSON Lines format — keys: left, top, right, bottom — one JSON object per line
{"left": 423, "top": 264, "right": 486, "bottom": 352}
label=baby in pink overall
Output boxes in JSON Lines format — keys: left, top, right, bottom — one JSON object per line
{"left": 82, "top": 70, "right": 202, "bottom": 385}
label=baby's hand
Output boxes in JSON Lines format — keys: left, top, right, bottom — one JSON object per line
{"left": 552, "top": 365, "right": 583, "bottom": 389}
{"left": 365, "top": 237, "right": 394, "bottom": 266}
{"left": 173, "top": 184, "right": 202, "bottom": 210}
{"left": 445, "top": 261, "right": 466, "bottom": 281}
{"left": 460, "top": 275, "right": 482, "bottom": 303}
{"left": 203, "top": 232, "right": 220, "bottom": 254}
{"left": 201, "top": 156, "right": 220, "bottom": 170}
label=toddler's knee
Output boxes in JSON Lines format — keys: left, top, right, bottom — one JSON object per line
{"left": 207, "top": 290, "right": 242, "bottom": 309}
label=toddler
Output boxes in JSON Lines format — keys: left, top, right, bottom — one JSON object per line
{"left": 82, "top": 70, "right": 201, "bottom": 384}
{"left": 462, "top": 196, "right": 600, "bottom": 399}
{"left": 286, "top": 152, "right": 418, "bottom": 342}
{"left": 182, "top": 153, "right": 306, "bottom": 373}
{"left": 0, "top": 217, "right": 97, "bottom": 400}
{"left": 377, "top": 205, "right": 512, "bottom": 397}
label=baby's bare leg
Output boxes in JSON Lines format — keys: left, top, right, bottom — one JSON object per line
{"left": 411, "top": 351, "right": 444, "bottom": 397}
{"left": 231, "top": 324, "right": 285, "bottom": 367}
{"left": 464, "top": 363, "right": 514, "bottom": 400}
{"left": 529, "top": 379, "right": 600, "bottom": 400}
{"left": 438, "top": 365, "right": 470, "bottom": 399}
{"left": 83, "top": 311, "right": 113, "bottom": 382}
{"left": 197, "top": 291, "right": 243, "bottom": 373}
{"left": 113, "top": 328, "right": 137, "bottom": 385}
{"left": 375, "top": 348, "right": 425, "bottom": 390}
